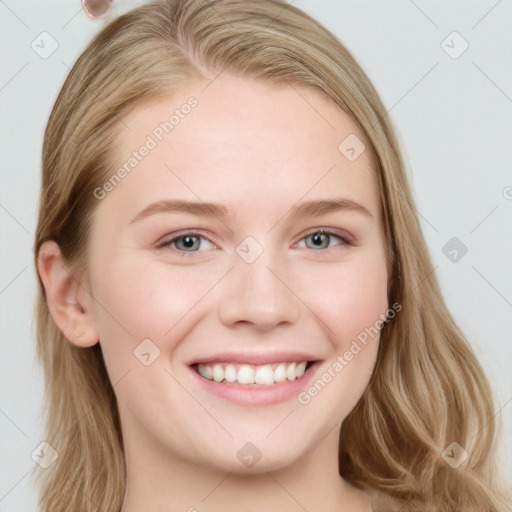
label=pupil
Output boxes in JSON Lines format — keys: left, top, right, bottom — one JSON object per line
{"left": 183, "top": 236, "right": 195, "bottom": 248}
{"left": 313, "top": 233, "right": 325, "bottom": 246}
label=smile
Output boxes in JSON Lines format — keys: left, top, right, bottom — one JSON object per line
{"left": 196, "top": 361, "right": 310, "bottom": 386}
{"left": 189, "top": 357, "right": 320, "bottom": 406}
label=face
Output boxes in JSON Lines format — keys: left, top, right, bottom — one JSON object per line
{"left": 84, "top": 74, "right": 389, "bottom": 474}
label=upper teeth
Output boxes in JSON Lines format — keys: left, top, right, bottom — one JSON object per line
{"left": 197, "top": 361, "right": 308, "bottom": 386}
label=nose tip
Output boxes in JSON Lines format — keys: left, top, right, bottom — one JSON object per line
{"left": 81, "top": 0, "right": 113, "bottom": 19}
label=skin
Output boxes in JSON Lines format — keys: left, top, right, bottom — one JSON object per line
{"left": 38, "top": 74, "right": 389, "bottom": 512}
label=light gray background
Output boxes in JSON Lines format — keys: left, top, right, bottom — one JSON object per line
{"left": 1, "top": 1, "right": 511, "bottom": 510}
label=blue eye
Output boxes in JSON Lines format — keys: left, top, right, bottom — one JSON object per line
{"left": 299, "top": 229, "right": 350, "bottom": 250}
{"left": 155, "top": 229, "right": 352, "bottom": 256}
{"left": 156, "top": 232, "right": 215, "bottom": 254}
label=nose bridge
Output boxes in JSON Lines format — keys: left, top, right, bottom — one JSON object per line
{"left": 217, "top": 236, "right": 300, "bottom": 329}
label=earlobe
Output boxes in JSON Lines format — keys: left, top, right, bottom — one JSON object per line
{"left": 37, "top": 240, "right": 99, "bottom": 348}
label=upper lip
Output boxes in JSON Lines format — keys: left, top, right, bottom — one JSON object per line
{"left": 188, "top": 351, "right": 319, "bottom": 366}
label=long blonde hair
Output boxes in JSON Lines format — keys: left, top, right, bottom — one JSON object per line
{"left": 33, "top": 1, "right": 511, "bottom": 510}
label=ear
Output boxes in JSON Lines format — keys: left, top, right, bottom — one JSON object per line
{"left": 37, "top": 240, "right": 99, "bottom": 347}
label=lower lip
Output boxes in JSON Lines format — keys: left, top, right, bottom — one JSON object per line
{"left": 188, "top": 362, "right": 320, "bottom": 406}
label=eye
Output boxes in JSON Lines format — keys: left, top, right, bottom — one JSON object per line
{"left": 155, "top": 232, "right": 217, "bottom": 255}
{"left": 296, "top": 229, "right": 353, "bottom": 251}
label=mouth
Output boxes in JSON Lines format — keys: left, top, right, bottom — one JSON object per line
{"left": 188, "top": 356, "right": 320, "bottom": 406}
{"left": 192, "top": 360, "right": 315, "bottom": 386}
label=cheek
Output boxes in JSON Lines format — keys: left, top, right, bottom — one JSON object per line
{"left": 87, "top": 254, "right": 223, "bottom": 365}
{"left": 295, "top": 258, "right": 387, "bottom": 417}
{"left": 298, "top": 255, "right": 389, "bottom": 347}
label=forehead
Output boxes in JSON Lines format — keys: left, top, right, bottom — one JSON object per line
{"left": 100, "top": 73, "right": 379, "bottom": 223}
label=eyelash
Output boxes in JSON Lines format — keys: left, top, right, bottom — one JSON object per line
{"left": 155, "top": 228, "right": 354, "bottom": 256}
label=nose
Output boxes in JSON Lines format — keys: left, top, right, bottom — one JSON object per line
{"left": 217, "top": 246, "right": 301, "bottom": 331}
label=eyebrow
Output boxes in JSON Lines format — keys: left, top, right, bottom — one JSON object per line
{"left": 129, "top": 197, "right": 374, "bottom": 225}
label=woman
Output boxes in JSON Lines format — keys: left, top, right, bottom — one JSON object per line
{"left": 33, "top": 0, "right": 511, "bottom": 510}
